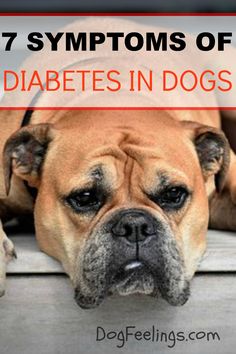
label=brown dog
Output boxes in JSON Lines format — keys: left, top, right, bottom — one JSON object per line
{"left": 0, "top": 108, "right": 236, "bottom": 308}
{"left": 1, "top": 18, "right": 236, "bottom": 308}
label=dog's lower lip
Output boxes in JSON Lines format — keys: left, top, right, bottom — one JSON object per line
{"left": 110, "top": 260, "right": 155, "bottom": 296}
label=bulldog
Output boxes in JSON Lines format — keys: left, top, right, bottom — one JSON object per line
{"left": 0, "top": 18, "right": 236, "bottom": 309}
{"left": 0, "top": 107, "right": 235, "bottom": 309}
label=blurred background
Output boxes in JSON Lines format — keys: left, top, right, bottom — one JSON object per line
{"left": 0, "top": 0, "right": 236, "bottom": 13}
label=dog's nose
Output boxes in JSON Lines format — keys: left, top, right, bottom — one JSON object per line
{"left": 111, "top": 211, "right": 156, "bottom": 243}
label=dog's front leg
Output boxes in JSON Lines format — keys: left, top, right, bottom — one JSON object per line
{"left": 0, "top": 220, "right": 16, "bottom": 296}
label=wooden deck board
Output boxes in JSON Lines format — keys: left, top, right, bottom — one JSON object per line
{"left": 1, "top": 230, "right": 236, "bottom": 354}
{"left": 6, "top": 229, "right": 236, "bottom": 273}
{"left": 0, "top": 274, "right": 236, "bottom": 354}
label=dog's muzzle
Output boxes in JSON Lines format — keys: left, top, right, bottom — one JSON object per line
{"left": 74, "top": 208, "right": 190, "bottom": 309}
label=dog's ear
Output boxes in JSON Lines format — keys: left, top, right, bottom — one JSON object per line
{"left": 183, "top": 121, "right": 230, "bottom": 192}
{"left": 3, "top": 123, "right": 54, "bottom": 195}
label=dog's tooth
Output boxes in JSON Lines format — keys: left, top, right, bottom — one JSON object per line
{"left": 124, "top": 260, "right": 142, "bottom": 271}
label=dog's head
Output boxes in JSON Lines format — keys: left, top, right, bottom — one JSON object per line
{"left": 3, "top": 110, "right": 230, "bottom": 308}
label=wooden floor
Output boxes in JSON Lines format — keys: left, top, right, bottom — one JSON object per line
{"left": 0, "top": 230, "right": 236, "bottom": 354}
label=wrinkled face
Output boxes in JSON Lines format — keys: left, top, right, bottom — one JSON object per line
{"left": 4, "top": 110, "right": 229, "bottom": 308}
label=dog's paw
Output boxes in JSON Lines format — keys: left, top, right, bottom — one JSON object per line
{"left": 0, "top": 235, "right": 16, "bottom": 297}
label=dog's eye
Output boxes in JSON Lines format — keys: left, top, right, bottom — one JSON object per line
{"left": 152, "top": 186, "right": 189, "bottom": 210}
{"left": 66, "top": 188, "right": 103, "bottom": 212}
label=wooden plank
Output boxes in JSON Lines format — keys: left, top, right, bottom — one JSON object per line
{"left": 6, "top": 229, "right": 236, "bottom": 274}
{"left": 201, "top": 230, "right": 236, "bottom": 271}
{"left": 0, "top": 274, "right": 236, "bottom": 354}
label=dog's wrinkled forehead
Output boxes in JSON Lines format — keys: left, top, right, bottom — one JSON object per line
{"left": 45, "top": 112, "right": 196, "bottom": 184}
{"left": 45, "top": 112, "right": 196, "bottom": 188}
{"left": 44, "top": 114, "right": 196, "bottom": 195}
